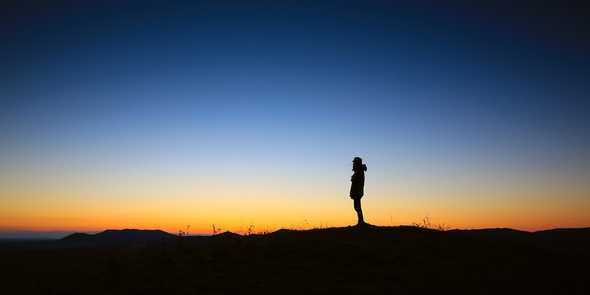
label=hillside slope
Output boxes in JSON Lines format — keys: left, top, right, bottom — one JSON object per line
{"left": 2, "top": 225, "right": 588, "bottom": 294}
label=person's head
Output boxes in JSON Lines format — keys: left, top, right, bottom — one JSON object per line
{"left": 352, "top": 157, "right": 367, "bottom": 172}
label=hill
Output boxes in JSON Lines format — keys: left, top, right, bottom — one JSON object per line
{"left": 1, "top": 225, "right": 588, "bottom": 294}
{"left": 61, "top": 229, "right": 175, "bottom": 246}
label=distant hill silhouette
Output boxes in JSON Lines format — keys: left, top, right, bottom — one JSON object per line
{"left": 61, "top": 232, "right": 93, "bottom": 240}
{"left": 3, "top": 225, "right": 589, "bottom": 294}
{"left": 210, "top": 231, "right": 242, "bottom": 239}
{"left": 61, "top": 229, "right": 175, "bottom": 246}
{"left": 447, "top": 227, "right": 530, "bottom": 240}
{"left": 534, "top": 227, "right": 590, "bottom": 238}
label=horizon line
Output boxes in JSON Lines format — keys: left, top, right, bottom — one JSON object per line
{"left": 2, "top": 224, "right": 590, "bottom": 240}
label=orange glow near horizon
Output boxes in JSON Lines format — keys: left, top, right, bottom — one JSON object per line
{"left": 2, "top": 170, "right": 589, "bottom": 235}
{"left": 5, "top": 144, "right": 588, "bottom": 234}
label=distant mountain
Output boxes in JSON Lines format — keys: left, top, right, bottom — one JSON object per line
{"left": 0, "top": 230, "right": 75, "bottom": 240}
{"left": 534, "top": 227, "right": 590, "bottom": 237}
{"left": 61, "top": 232, "right": 92, "bottom": 241}
{"left": 211, "top": 231, "right": 242, "bottom": 239}
{"left": 447, "top": 227, "right": 531, "bottom": 240}
{"left": 61, "top": 229, "right": 175, "bottom": 245}
{"left": 57, "top": 226, "right": 590, "bottom": 245}
{"left": 446, "top": 227, "right": 590, "bottom": 241}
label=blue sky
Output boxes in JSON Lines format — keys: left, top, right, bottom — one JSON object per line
{"left": 1, "top": 1, "right": 589, "bottom": 236}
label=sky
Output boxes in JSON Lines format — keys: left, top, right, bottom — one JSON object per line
{"left": 1, "top": 1, "right": 589, "bottom": 237}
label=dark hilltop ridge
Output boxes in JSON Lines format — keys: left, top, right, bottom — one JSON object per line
{"left": 2, "top": 225, "right": 589, "bottom": 294}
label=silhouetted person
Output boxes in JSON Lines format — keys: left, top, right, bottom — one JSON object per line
{"left": 350, "top": 157, "right": 367, "bottom": 225}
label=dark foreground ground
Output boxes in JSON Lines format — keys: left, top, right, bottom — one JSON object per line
{"left": 1, "top": 225, "right": 588, "bottom": 294}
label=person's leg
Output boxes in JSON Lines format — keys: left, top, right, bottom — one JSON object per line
{"left": 353, "top": 198, "right": 364, "bottom": 225}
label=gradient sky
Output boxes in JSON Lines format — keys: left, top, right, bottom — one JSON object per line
{"left": 1, "top": 1, "right": 589, "bottom": 236}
